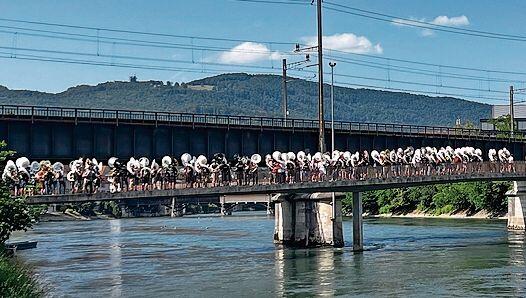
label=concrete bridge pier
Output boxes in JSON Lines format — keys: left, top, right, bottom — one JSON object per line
{"left": 273, "top": 193, "right": 344, "bottom": 248}
{"left": 220, "top": 202, "right": 232, "bottom": 216}
{"left": 352, "top": 192, "right": 364, "bottom": 252}
{"left": 170, "top": 198, "right": 185, "bottom": 217}
{"left": 508, "top": 181, "right": 526, "bottom": 230}
{"left": 267, "top": 194, "right": 275, "bottom": 216}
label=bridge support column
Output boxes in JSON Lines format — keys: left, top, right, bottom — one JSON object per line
{"left": 170, "top": 199, "right": 184, "bottom": 217}
{"left": 220, "top": 203, "right": 232, "bottom": 216}
{"left": 508, "top": 181, "right": 526, "bottom": 230}
{"left": 267, "top": 194, "right": 274, "bottom": 216}
{"left": 273, "top": 193, "right": 343, "bottom": 248}
{"left": 352, "top": 192, "right": 364, "bottom": 252}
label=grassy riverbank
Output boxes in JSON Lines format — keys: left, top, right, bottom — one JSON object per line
{"left": 343, "top": 181, "right": 511, "bottom": 218}
{"left": 0, "top": 253, "right": 42, "bottom": 297}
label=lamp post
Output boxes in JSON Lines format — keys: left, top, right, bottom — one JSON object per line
{"left": 329, "top": 61, "right": 336, "bottom": 220}
{"left": 329, "top": 62, "right": 336, "bottom": 154}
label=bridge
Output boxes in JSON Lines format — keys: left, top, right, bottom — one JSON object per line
{"left": 1, "top": 104, "right": 525, "bottom": 161}
{"left": 23, "top": 162, "right": 526, "bottom": 252}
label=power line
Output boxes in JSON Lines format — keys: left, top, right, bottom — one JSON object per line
{"left": 0, "top": 27, "right": 295, "bottom": 56}
{"left": 0, "top": 44, "right": 508, "bottom": 98}
{"left": 232, "top": 0, "right": 526, "bottom": 76}
{"left": 0, "top": 50, "right": 506, "bottom": 102}
{"left": 0, "top": 17, "right": 297, "bottom": 45}
{"left": 324, "top": 1, "right": 526, "bottom": 42}
{"left": 3, "top": 17, "right": 526, "bottom": 77}
{"left": 236, "top": 0, "right": 526, "bottom": 42}
{"left": 324, "top": 54, "right": 524, "bottom": 84}
{"left": 325, "top": 1, "right": 526, "bottom": 40}
{"left": 1, "top": 23, "right": 520, "bottom": 85}
{"left": 0, "top": 42, "right": 507, "bottom": 100}
{"left": 0, "top": 51, "right": 281, "bottom": 76}
{"left": 335, "top": 81, "right": 505, "bottom": 103}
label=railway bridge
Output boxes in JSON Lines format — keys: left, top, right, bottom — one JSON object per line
{"left": 1, "top": 105, "right": 525, "bottom": 161}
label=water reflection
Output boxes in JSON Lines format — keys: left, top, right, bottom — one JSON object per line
{"left": 275, "top": 247, "right": 339, "bottom": 296}
{"left": 507, "top": 230, "right": 525, "bottom": 266}
{"left": 11, "top": 215, "right": 526, "bottom": 296}
{"left": 109, "top": 220, "right": 122, "bottom": 297}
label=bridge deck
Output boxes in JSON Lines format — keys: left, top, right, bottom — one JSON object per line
{"left": 26, "top": 169, "right": 526, "bottom": 205}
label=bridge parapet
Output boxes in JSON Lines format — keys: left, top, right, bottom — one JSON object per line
{"left": 2, "top": 104, "right": 523, "bottom": 140}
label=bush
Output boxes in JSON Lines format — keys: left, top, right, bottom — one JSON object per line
{"left": 0, "top": 253, "right": 42, "bottom": 297}
{"left": 343, "top": 181, "right": 511, "bottom": 217}
{"left": 0, "top": 141, "right": 36, "bottom": 246}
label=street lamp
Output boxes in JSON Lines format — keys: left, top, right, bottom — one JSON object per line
{"left": 329, "top": 62, "right": 336, "bottom": 154}
{"left": 329, "top": 61, "right": 336, "bottom": 220}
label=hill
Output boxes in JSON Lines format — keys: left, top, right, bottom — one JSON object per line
{"left": 0, "top": 73, "right": 490, "bottom": 126}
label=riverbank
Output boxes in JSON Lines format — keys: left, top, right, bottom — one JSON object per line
{"left": 38, "top": 208, "right": 508, "bottom": 222}
{"left": 39, "top": 210, "right": 116, "bottom": 222}
{"left": 365, "top": 210, "right": 507, "bottom": 220}
{"left": 0, "top": 253, "right": 42, "bottom": 297}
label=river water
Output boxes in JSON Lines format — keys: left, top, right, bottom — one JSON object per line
{"left": 11, "top": 213, "right": 526, "bottom": 297}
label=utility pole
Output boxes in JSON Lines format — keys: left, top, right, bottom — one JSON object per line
{"left": 510, "top": 85, "right": 515, "bottom": 135}
{"left": 282, "top": 59, "right": 288, "bottom": 120}
{"left": 316, "top": 0, "right": 325, "bottom": 152}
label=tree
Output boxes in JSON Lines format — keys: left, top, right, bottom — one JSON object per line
{"left": 0, "top": 141, "right": 35, "bottom": 246}
{"left": 489, "top": 115, "right": 512, "bottom": 132}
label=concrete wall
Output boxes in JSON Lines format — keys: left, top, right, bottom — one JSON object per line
{"left": 508, "top": 181, "right": 526, "bottom": 230}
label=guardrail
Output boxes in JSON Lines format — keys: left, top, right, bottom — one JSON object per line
{"left": 0, "top": 104, "right": 523, "bottom": 141}
{"left": 23, "top": 161, "right": 526, "bottom": 204}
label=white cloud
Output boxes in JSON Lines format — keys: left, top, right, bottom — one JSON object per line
{"left": 392, "top": 15, "right": 470, "bottom": 37}
{"left": 217, "top": 42, "right": 282, "bottom": 64}
{"left": 303, "top": 33, "right": 383, "bottom": 54}
{"left": 431, "top": 15, "right": 469, "bottom": 26}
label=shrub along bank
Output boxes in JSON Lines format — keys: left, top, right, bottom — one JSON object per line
{"left": 342, "top": 182, "right": 511, "bottom": 217}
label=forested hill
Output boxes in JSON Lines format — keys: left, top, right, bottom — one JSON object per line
{"left": 0, "top": 73, "right": 490, "bottom": 126}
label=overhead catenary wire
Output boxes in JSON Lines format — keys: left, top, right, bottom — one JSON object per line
{"left": 0, "top": 48, "right": 508, "bottom": 103}
{"left": 233, "top": 0, "right": 526, "bottom": 77}
{"left": 324, "top": 1, "right": 526, "bottom": 41}
{"left": 235, "top": 0, "right": 526, "bottom": 42}
{"left": 0, "top": 17, "right": 297, "bottom": 45}
{"left": 0, "top": 25, "right": 521, "bottom": 86}
{"left": 2, "top": 17, "right": 526, "bottom": 78}
{"left": 0, "top": 44, "right": 510, "bottom": 98}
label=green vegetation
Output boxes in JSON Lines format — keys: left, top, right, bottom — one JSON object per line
{"left": 0, "top": 142, "right": 37, "bottom": 245}
{"left": 0, "top": 73, "right": 491, "bottom": 126}
{"left": 57, "top": 201, "right": 123, "bottom": 218}
{"left": 343, "top": 182, "right": 511, "bottom": 217}
{"left": 0, "top": 141, "right": 43, "bottom": 297}
{"left": 0, "top": 252, "right": 43, "bottom": 298}
{"left": 489, "top": 115, "right": 512, "bottom": 132}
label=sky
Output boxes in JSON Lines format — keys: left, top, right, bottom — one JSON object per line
{"left": 1, "top": 0, "right": 526, "bottom": 106}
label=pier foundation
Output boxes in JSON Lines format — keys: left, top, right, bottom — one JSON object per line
{"left": 273, "top": 193, "right": 343, "bottom": 248}
{"left": 508, "top": 181, "right": 526, "bottom": 230}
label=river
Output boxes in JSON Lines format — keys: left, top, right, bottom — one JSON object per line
{"left": 10, "top": 213, "right": 526, "bottom": 297}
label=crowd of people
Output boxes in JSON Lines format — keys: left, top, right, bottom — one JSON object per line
{"left": 1, "top": 146, "right": 516, "bottom": 196}
{"left": 1, "top": 157, "right": 102, "bottom": 196}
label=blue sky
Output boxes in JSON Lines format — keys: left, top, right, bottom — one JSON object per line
{"left": 0, "top": 0, "right": 525, "bottom": 105}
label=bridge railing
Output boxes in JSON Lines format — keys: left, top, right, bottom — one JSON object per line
{"left": 16, "top": 161, "right": 526, "bottom": 200}
{"left": 1, "top": 104, "right": 523, "bottom": 140}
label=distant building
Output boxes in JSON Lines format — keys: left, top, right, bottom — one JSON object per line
{"left": 480, "top": 104, "right": 526, "bottom": 131}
